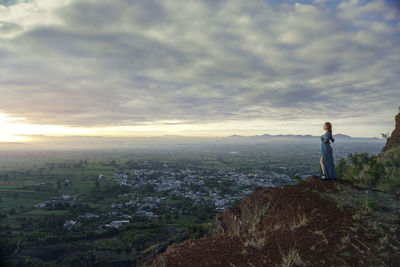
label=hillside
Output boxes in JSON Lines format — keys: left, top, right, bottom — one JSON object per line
{"left": 144, "top": 176, "right": 399, "bottom": 266}
{"left": 141, "top": 112, "right": 400, "bottom": 266}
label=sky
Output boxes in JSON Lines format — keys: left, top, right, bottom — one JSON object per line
{"left": 0, "top": 0, "right": 399, "bottom": 142}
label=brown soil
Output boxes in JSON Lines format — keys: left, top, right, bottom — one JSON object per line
{"left": 382, "top": 112, "right": 400, "bottom": 152}
{"left": 144, "top": 176, "right": 400, "bottom": 266}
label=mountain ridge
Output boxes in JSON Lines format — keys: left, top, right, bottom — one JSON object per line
{"left": 227, "top": 133, "right": 378, "bottom": 140}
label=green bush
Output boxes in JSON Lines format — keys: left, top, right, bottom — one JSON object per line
{"left": 188, "top": 223, "right": 207, "bottom": 239}
{"left": 335, "top": 158, "right": 348, "bottom": 179}
{"left": 337, "top": 146, "right": 400, "bottom": 194}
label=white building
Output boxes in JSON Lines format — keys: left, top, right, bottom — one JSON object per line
{"left": 63, "top": 220, "right": 77, "bottom": 230}
{"left": 106, "top": 220, "right": 130, "bottom": 229}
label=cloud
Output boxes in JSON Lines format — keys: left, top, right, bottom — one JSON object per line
{"left": 0, "top": 0, "right": 399, "bottom": 131}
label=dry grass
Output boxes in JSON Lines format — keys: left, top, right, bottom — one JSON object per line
{"left": 338, "top": 234, "right": 350, "bottom": 250}
{"left": 289, "top": 213, "right": 308, "bottom": 231}
{"left": 280, "top": 249, "right": 303, "bottom": 267}
{"left": 232, "top": 215, "right": 242, "bottom": 235}
{"left": 314, "top": 230, "right": 328, "bottom": 244}
{"left": 340, "top": 234, "right": 350, "bottom": 244}
{"left": 243, "top": 232, "right": 267, "bottom": 250}
{"left": 243, "top": 199, "right": 270, "bottom": 234}
{"left": 231, "top": 195, "right": 270, "bottom": 236}
{"left": 239, "top": 196, "right": 271, "bottom": 250}
{"left": 222, "top": 196, "right": 270, "bottom": 236}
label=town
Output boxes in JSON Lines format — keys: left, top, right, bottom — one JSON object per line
{"left": 0, "top": 138, "right": 384, "bottom": 265}
{"left": 34, "top": 161, "right": 300, "bottom": 232}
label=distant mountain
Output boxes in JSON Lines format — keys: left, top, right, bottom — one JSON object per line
{"left": 227, "top": 133, "right": 382, "bottom": 141}
{"left": 333, "top": 134, "right": 352, "bottom": 139}
{"left": 0, "top": 132, "right": 384, "bottom": 151}
{"left": 0, "top": 142, "right": 27, "bottom": 146}
{"left": 0, "top": 142, "right": 28, "bottom": 150}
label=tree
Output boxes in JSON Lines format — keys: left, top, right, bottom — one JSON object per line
{"left": 9, "top": 208, "right": 15, "bottom": 215}
{"left": 164, "top": 214, "right": 171, "bottom": 220}
{"left": 293, "top": 175, "right": 302, "bottom": 182}
{"left": 381, "top": 132, "right": 389, "bottom": 139}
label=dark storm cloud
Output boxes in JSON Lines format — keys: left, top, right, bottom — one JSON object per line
{"left": 0, "top": 0, "right": 399, "bottom": 127}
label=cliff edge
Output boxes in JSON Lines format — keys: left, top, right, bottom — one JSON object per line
{"left": 382, "top": 111, "right": 400, "bottom": 152}
{"left": 144, "top": 176, "right": 399, "bottom": 266}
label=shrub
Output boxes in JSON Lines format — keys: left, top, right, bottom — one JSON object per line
{"left": 335, "top": 158, "right": 348, "bottom": 180}
{"left": 188, "top": 223, "right": 207, "bottom": 239}
{"left": 337, "top": 147, "right": 400, "bottom": 194}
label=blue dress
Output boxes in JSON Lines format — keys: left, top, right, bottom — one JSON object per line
{"left": 320, "top": 131, "right": 336, "bottom": 179}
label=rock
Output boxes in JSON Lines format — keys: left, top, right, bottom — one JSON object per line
{"left": 382, "top": 112, "right": 400, "bottom": 152}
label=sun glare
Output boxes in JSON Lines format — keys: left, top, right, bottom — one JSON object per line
{"left": 0, "top": 114, "right": 26, "bottom": 142}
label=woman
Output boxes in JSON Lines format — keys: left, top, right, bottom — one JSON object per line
{"left": 320, "top": 122, "right": 336, "bottom": 180}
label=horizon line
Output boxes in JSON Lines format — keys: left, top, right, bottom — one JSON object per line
{"left": 0, "top": 132, "right": 385, "bottom": 144}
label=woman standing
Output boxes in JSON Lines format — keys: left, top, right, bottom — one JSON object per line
{"left": 320, "top": 122, "right": 336, "bottom": 180}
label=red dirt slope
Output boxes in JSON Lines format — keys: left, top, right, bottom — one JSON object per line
{"left": 144, "top": 176, "right": 399, "bottom": 266}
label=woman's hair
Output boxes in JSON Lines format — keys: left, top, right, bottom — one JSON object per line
{"left": 325, "top": 122, "right": 333, "bottom": 141}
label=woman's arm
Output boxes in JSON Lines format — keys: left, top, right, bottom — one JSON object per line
{"left": 321, "top": 133, "right": 329, "bottom": 143}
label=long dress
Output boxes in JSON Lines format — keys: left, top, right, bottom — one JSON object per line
{"left": 320, "top": 131, "right": 336, "bottom": 179}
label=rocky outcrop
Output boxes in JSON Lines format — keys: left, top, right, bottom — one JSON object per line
{"left": 382, "top": 111, "right": 400, "bottom": 152}
{"left": 135, "top": 230, "right": 189, "bottom": 266}
{"left": 144, "top": 176, "right": 400, "bottom": 266}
